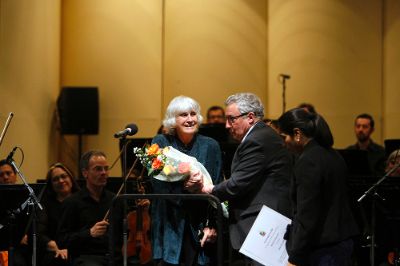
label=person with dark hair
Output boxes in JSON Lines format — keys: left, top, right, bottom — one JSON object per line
{"left": 37, "top": 163, "right": 80, "bottom": 266}
{"left": 297, "top": 103, "right": 317, "bottom": 114}
{"left": 347, "top": 113, "right": 386, "bottom": 176}
{"left": 0, "top": 159, "right": 17, "bottom": 184}
{"left": 278, "top": 108, "right": 358, "bottom": 266}
{"left": 206, "top": 105, "right": 225, "bottom": 124}
{"left": 188, "top": 92, "right": 292, "bottom": 265}
{"left": 57, "top": 150, "right": 123, "bottom": 266}
{"left": 151, "top": 95, "right": 222, "bottom": 266}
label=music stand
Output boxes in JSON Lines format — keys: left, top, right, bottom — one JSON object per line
{"left": 385, "top": 139, "right": 400, "bottom": 158}
{"left": 358, "top": 161, "right": 400, "bottom": 266}
{"left": 198, "top": 123, "right": 229, "bottom": 143}
{"left": 337, "top": 149, "right": 373, "bottom": 176}
{"left": 0, "top": 184, "right": 46, "bottom": 251}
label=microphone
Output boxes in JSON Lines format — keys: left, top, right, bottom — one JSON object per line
{"left": 280, "top": 73, "right": 291, "bottom": 79}
{"left": 6, "top": 146, "right": 17, "bottom": 162}
{"left": 114, "top": 123, "right": 138, "bottom": 138}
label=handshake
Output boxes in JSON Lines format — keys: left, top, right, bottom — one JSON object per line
{"left": 184, "top": 170, "right": 214, "bottom": 194}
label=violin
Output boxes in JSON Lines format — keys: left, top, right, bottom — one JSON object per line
{"left": 125, "top": 171, "right": 152, "bottom": 264}
{"left": 103, "top": 143, "right": 152, "bottom": 264}
{"left": 388, "top": 249, "right": 400, "bottom": 265}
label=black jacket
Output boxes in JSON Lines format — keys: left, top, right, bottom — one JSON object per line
{"left": 286, "top": 140, "right": 359, "bottom": 265}
{"left": 212, "top": 121, "right": 292, "bottom": 249}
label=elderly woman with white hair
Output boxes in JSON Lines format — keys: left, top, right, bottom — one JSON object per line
{"left": 150, "top": 95, "right": 222, "bottom": 266}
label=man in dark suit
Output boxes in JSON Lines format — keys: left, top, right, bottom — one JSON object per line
{"left": 186, "top": 92, "right": 292, "bottom": 264}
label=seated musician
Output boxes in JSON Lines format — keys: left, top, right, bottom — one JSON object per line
{"left": 57, "top": 150, "right": 124, "bottom": 266}
{"left": 36, "top": 163, "right": 80, "bottom": 266}
{"left": 385, "top": 149, "right": 400, "bottom": 177}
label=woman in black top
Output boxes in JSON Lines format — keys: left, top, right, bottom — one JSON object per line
{"left": 37, "top": 163, "right": 79, "bottom": 266}
{"left": 278, "top": 108, "right": 358, "bottom": 266}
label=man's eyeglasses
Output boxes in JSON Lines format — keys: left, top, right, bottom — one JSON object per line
{"left": 226, "top": 113, "right": 249, "bottom": 124}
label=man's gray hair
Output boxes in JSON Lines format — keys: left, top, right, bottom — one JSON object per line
{"left": 225, "top": 93, "right": 264, "bottom": 119}
{"left": 163, "top": 95, "right": 203, "bottom": 134}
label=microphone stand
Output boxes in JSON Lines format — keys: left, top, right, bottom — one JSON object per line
{"left": 114, "top": 136, "right": 131, "bottom": 266}
{"left": 8, "top": 159, "right": 43, "bottom": 266}
{"left": 280, "top": 75, "right": 290, "bottom": 114}
{"left": 358, "top": 162, "right": 400, "bottom": 266}
{"left": 0, "top": 112, "right": 14, "bottom": 147}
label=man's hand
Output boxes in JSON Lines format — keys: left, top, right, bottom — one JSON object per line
{"left": 20, "top": 234, "right": 28, "bottom": 245}
{"left": 200, "top": 227, "right": 217, "bottom": 247}
{"left": 184, "top": 170, "right": 204, "bottom": 193}
{"left": 90, "top": 220, "right": 109, "bottom": 238}
{"left": 202, "top": 184, "right": 214, "bottom": 194}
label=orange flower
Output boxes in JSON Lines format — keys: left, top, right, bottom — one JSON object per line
{"left": 147, "top": 144, "right": 160, "bottom": 156}
{"left": 152, "top": 158, "right": 163, "bottom": 170}
{"left": 177, "top": 162, "right": 191, "bottom": 174}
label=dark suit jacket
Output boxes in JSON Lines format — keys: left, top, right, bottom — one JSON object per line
{"left": 286, "top": 140, "right": 359, "bottom": 265}
{"left": 212, "top": 121, "right": 292, "bottom": 249}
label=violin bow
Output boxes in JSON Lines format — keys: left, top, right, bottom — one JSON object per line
{"left": 103, "top": 142, "right": 148, "bottom": 221}
{"left": 103, "top": 157, "right": 139, "bottom": 221}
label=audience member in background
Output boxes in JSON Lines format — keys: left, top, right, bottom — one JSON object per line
{"left": 206, "top": 105, "right": 225, "bottom": 124}
{"left": 263, "top": 118, "right": 279, "bottom": 133}
{"left": 278, "top": 108, "right": 358, "bottom": 266}
{"left": 385, "top": 149, "right": 400, "bottom": 177}
{"left": 151, "top": 95, "right": 222, "bottom": 265}
{"left": 157, "top": 124, "right": 168, "bottom": 135}
{"left": 297, "top": 102, "right": 317, "bottom": 114}
{"left": 0, "top": 159, "right": 17, "bottom": 184}
{"left": 0, "top": 159, "right": 30, "bottom": 266}
{"left": 189, "top": 92, "right": 292, "bottom": 265}
{"left": 347, "top": 113, "right": 386, "bottom": 176}
{"left": 57, "top": 150, "right": 123, "bottom": 266}
{"left": 37, "top": 163, "right": 80, "bottom": 266}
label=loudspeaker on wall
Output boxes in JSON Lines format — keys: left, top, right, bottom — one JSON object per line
{"left": 57, "top": 87, "right": 99, "bottom": 135}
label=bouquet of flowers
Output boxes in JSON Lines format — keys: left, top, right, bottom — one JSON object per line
{"left": 133, "top": 144, "right": 228, "bottom": 217}
{"left": 133, "top": 144, "right": 213, "bottom": 184}
{"left": 133, "top": 143, "right": 167, "bottom": 176}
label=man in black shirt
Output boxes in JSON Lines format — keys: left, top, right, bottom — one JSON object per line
{"left": 347, "top": 113, "right": 386, "bottom": 176}
{"left": 57, "top": 150, "right": 122, "bottom": 266}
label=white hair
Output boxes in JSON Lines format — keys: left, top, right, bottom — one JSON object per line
{"left": 162, "top": 95, "right": 203, "bottom": 134}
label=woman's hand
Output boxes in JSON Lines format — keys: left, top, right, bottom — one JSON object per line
{"left": 184, "top": 170, "right": 204, "bottom": 193}
{"left": 200, "top": 227, "right": 217, "bottom": 247}
{"left": 54, "top": 248, "right": 68, "bottom": 260}
{"left": 47, "top": 240, "right": 68, "bottom": 260}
